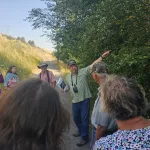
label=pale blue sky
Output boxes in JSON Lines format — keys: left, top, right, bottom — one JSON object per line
{"left": 0, "top": 0, "right": 54, "bottom": 51}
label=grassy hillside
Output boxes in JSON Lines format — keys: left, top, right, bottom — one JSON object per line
{"left": 0, "top": 33, "right": 51, "bottom": 80}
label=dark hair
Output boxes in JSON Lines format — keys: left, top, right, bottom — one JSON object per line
{"left": 92, "top": 62, "right": 108, "bottom": 74}
{"left": 7, "top": 66, "right": 17, "bottom": 74}
{"left": 0, "top": 78, "right": 70, "bottom": 150}
{"left": 101, "top": 75, "right": 147, "bottom": 120}
{"left": 67, "top": 60, "right": 77, "bottom": 66}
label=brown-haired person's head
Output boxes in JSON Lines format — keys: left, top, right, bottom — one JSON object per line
{"left": 7, "top": 66, "right": 17, "bottom": 74}
{"left": 0, "top": 78, "right": 70, "bottom": 150}
{"left": 100, "top": 75, "right": 147, "bottom": 121}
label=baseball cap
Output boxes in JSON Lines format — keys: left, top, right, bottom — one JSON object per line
{"left": 68, "top": 60, "right": 77, "bottom": 66}
{"left": 92, "top": 62, "right": 108, "bottom": 74}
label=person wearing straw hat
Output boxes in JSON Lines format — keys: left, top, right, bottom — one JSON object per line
{"left": 37, "top": 62, "right": 56, "bottom": 88}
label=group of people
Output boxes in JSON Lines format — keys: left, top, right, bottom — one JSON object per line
{"left": 0, "top": 63, "right": 56, "bottom": 94}
{"left": 61, "top": 49, "right": 150, "bottom": 149}
{"left": 0, "top": 50, "right": 149, "bottom": 150}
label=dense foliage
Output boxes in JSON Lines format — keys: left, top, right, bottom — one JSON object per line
{"left": 27, "top": 0, "right": 150, "bottom": 115}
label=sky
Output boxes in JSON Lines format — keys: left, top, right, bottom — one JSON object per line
{"left": 0, "top": 0, "right": 54, "bottom": 51}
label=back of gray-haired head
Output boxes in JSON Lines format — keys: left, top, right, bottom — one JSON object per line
{"left": 100, "top": 75, "right": 148, "bottom": 120}
{"left": 92, "top": 62, "right": 108, "bottom": 74}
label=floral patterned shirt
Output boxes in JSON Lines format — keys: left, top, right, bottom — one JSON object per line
{"left": 93, "top": 126, "right": 150, "bottom": 150}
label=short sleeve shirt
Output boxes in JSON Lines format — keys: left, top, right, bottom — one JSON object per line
{"left": 66, "top": 66, "right": 92, "bottom": 103}
{"left": 38, "top": 70, "right": 56, "bottom": 86}
{"left": 91, "top": 95, "right": 117, "bottom": 131}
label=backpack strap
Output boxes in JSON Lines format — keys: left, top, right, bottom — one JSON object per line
{"left": 39, "top": 71, "right": 50, "bottom": 83}
{"left": 46, "top": 70, "right": 50, "bottom": 83}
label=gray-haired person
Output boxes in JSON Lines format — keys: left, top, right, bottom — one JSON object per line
{"left": 90, "top": 62, "right": 117, "bottom": 149}
{"left": 93, "top": 75, "right": 150, "bottom": 150}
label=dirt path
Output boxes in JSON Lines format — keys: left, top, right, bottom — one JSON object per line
{"left": 32, "top": 56, "right": 90, "bottom": 150}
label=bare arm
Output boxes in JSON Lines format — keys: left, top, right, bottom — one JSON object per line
{"left": 89, "top": 50, "right": 111, "bottom": 69}
{"left": 52, "top": 81, "right": 56, "bottom": 88}
{"left": 49, "top": 71, "right": 56, "bottom": 88}
{"left": 95, "top": 125, "right": 107, "bottom": 141}
{"left": 91, "top": 125, "right": 107, "bottom": 149}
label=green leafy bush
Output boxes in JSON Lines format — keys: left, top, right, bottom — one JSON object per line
{"left": 27, "top": 0, "right": 150, "bottom": 116}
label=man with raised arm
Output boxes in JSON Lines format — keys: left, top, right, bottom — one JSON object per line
{"left": 65, "top": 50, "right": 111, "bottom": 146}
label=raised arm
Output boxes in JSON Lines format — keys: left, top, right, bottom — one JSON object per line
{"left": 89, "top": 50, "right": 111, "bottom": 69}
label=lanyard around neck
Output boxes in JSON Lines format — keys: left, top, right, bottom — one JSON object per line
{"left": 71, "top": 74, "right": 78, "bottom": 86}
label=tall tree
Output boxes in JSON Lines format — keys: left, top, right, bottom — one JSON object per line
{"left": 27, "top": 0, "right": 150, "bottom": 115}
{"left": 17, "top": 37, "right": 26, "bottom": 43}
{"left": 28, "top": 40, "right": 35, "bottom": 46}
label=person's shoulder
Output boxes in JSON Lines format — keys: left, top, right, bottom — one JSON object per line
{"left": 80, "top": 66, "right": 90, "bottom": 75}
{"left": 47, "top": 70, "right": 55, "bottom": 77}
{"left": 78, "top": 66, "right": 88, "bottom": 73}
{"left": 47, "top": 70, "right": 53, "bottom": 74}
{"left": 6, "top": 73, "right": 12, "bottom": 76}
{"left": 7, "top": 72, "right": 11, "bottom": 75}
{"left": 79, "top": 66, "right": 88, "bottom": 71}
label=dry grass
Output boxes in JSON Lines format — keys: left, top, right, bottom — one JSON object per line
{"left": 0, "top": 34, "right": 52, "bottom": 81}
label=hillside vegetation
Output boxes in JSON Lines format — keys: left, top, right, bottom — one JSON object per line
{"left": 0, "top": 33, "right": 51, "bottom": 80}
{"left": 28, "top": 0, "right": 150, "bottom": 116}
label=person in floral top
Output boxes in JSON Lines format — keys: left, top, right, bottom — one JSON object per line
{"left": 93, "top": 75, "right": 150, "bottom": 150}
